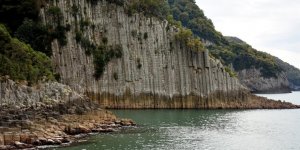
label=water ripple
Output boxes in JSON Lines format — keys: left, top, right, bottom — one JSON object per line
{"left": 58, "top": 109, "right": 300, "bottom": 150}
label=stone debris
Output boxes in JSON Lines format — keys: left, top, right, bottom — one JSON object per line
{"left": 0, "top": 109, "right": 135, "bottom": 150}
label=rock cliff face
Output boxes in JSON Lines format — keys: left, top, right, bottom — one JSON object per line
{"left": 225, "top": 37, "right": 292, "bottom": 93}
{"left": 40, "top": 0, "right": 248, "bottom": 109}
{"left": 237, "top": 69, "right": 291, "bottom": 93}
{"left": 0, "top": 77, "right": 86, "bottom": 108}
{"left": 39, "top": 0, "right": 293, "bottom": 109}
{"left": 274, "top": 57, "right": 300, "bottom": 91}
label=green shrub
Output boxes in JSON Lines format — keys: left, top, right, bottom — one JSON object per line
{"left": 15, "top": 19, "right": 53, "bottom": 56}
{"left": 93, "top": 44, "right": 123, "bottom": 79}
{"left": 225, "top": 67, "right": 237, "bottom": 78}
{"left": 80, "top": 37, "right": 96, "bottom": 55}
{"left": 175, "top": 28, "right": 204, "bottom": 51}
{"left": 175, "top": 28, "right": 193, "bottom": 42}
{"left": 166, "top": 15, "right": 182, "bottom": 28}
{"left": 47, "top": 6, "right": 63, "bottom": 24}
{"left": 125, "top": 0, "right": 170, "bottom": 19}
{"left": 76, "top": 34, "right": 123, "bottom": 78}
{"left": 49, "top": 25, "right": 68, "bottom": 46}
{"left": 0, "top": 24, "right": 54, "bottom": 84}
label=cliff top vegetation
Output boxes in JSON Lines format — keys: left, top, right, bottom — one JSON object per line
{"left": 168, "top": 0, "right": 283, "bottom": 78}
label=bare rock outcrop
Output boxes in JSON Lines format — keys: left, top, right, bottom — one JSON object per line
{"left": 0, "top": 77, "right": 86, "bottom": 109}
{"left": 238, "top": 68, "right": 291, "bottom": 93}
{"left": 0, "top": 78, "right": 135, "bottom": 149}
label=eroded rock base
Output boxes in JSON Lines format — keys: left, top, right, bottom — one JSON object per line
{"left": 0, "top": 104, "right": 135, "bottom": 150}
{"left": 88, "top": 91, "right": 299, "bottom": 109}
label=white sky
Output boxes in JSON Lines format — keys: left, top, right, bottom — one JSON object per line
{"left": 195, "top": 0, "right": 300, "bottom": 69}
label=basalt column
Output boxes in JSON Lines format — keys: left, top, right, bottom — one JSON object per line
{"left": 44, "top": 0, "right": 247, "bottom": 108}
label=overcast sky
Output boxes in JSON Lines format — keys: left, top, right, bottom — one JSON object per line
{"left": 195, "top": 0, "right": 300, "bottom": 69}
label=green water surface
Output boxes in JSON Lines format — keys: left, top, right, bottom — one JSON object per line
{"left": 56, "top": 92, "right": 300, "bottom": 150}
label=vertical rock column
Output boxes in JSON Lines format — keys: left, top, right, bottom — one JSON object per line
{"left": 43, "top": 0, "right": 248, "bottom": 108}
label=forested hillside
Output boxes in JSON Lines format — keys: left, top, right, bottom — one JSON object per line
{"left": 167, "top": 0, "right": 300, "bottom": 91}
{"left": 168, "top": 0, "right": 282, "bottom": 78}
{"left": 225, "top": 36, "right": 300, "bottom": 90}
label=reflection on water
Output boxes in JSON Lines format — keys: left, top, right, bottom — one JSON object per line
{"left": 59, "top": 108, "right": 300, "bottom": 150}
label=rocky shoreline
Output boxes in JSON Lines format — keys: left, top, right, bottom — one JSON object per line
{"left": 0, "top": 99, "right": 298, "bottom": 150}
{"left": 0, "top": 108, "right": 135, "bottom": 150}
{"left": 0, "top": 79, "right": 136, "bottom": 150}
{"left": 0, "top": 79, "right": 299, "bottom": 149}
